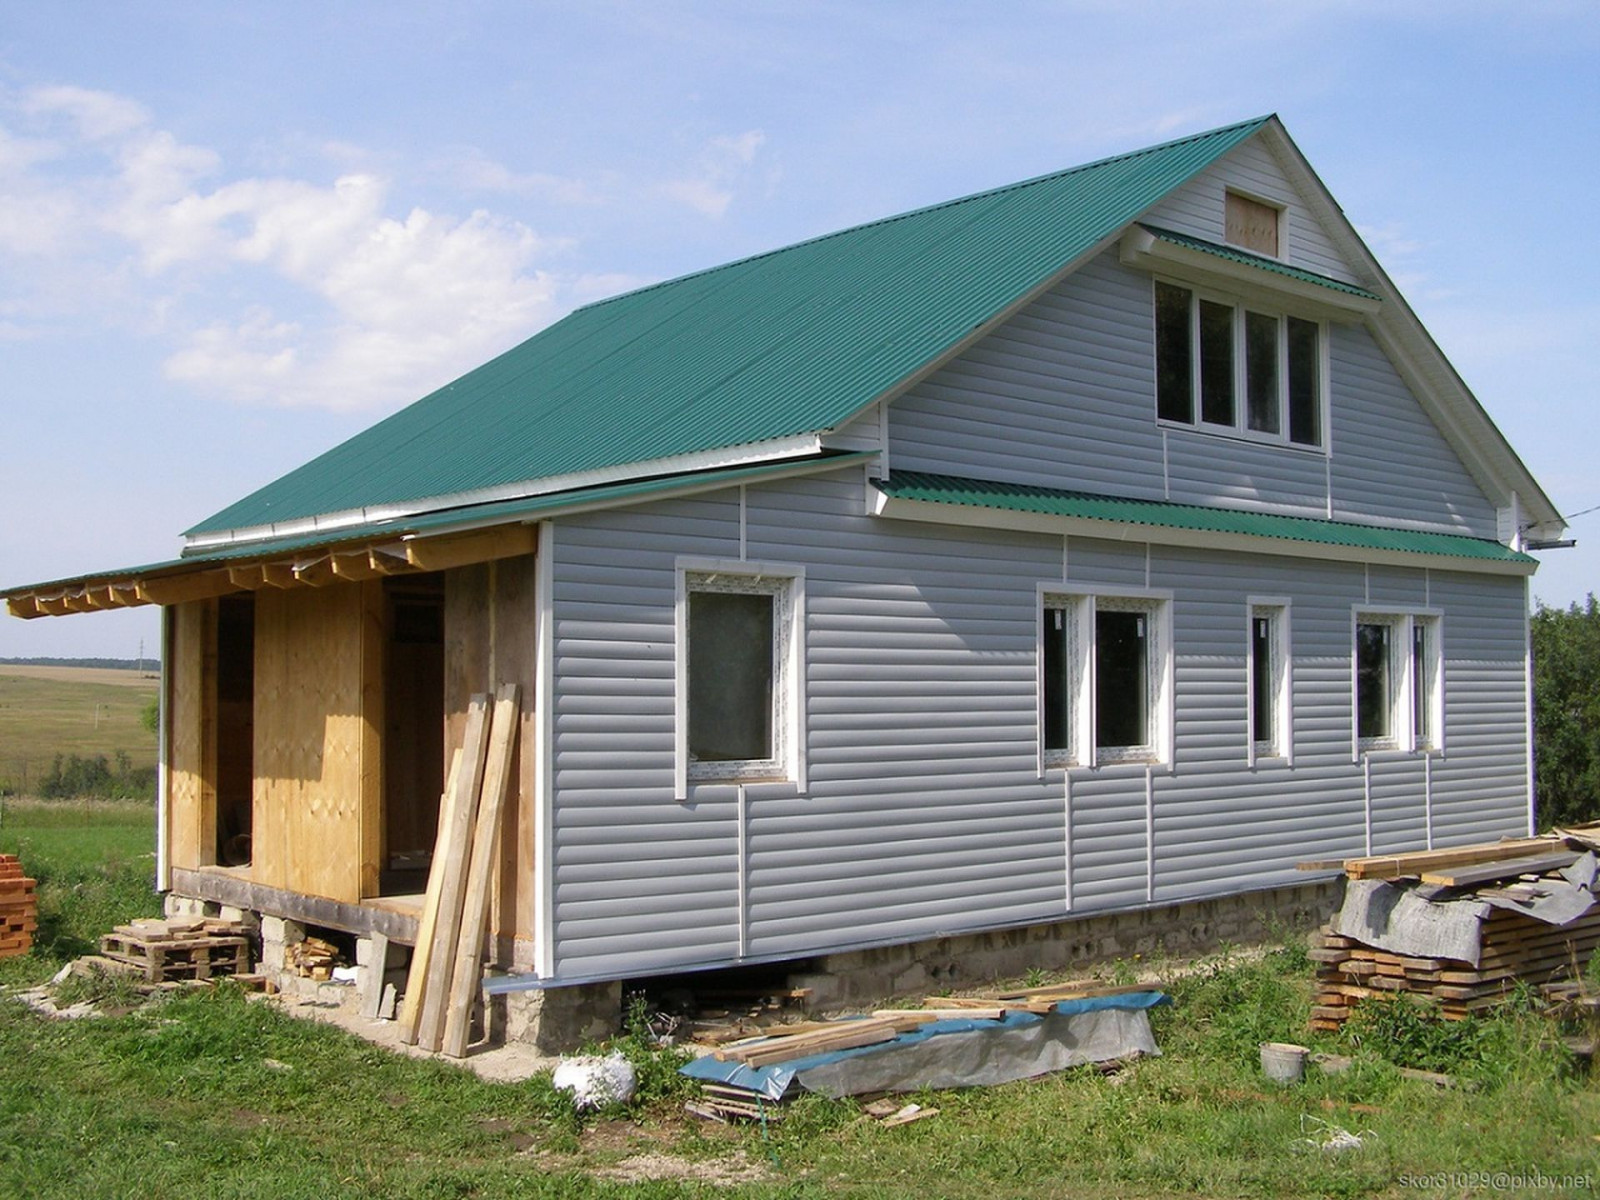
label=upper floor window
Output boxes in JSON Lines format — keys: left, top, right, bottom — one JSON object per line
{"left": 1154, "top": 280, "right": 1323, "bottom": 450}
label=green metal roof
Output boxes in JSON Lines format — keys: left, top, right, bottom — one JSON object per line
{"left": 189, "top": 117, "right": 1274, "bottom": 537}
{"left": 875, "top": 472, "right": 1535, "bottom": 564}
{"left": 1140, "top": 224, "right": 1381, "bottom": 300}
{"left": 4, "top": 454, "right": 871, "bottom": 600}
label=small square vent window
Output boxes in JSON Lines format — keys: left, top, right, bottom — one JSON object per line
{"left": 1225, "top": 191, "right": 1279, "bottom": 257}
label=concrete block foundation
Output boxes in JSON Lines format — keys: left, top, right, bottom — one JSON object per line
{"left": 787, "top": 880, "right": 1340, "bottom": 1012}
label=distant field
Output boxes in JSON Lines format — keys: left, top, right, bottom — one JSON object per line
{"left": 0, "top": 666, "right": 159, "bottom": 794}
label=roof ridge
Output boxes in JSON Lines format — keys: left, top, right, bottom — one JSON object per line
{"left": 574, "top": 115, "right": 1276, "bottom": 315}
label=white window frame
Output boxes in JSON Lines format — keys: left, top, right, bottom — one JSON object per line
{"left": 1153, "top": 277, "right": 1330, "bottom": 453}
{"left": 675, "top": 557, "right": 806, "bottom": 800}
{"left": 1350, "top": 607, "right": 1444, "bottom": 759}
{"left": 1246, "top": 597, "right": 1293, "bottom": 766}
{"left": 1038, "top": 584, "right": 1174, "bottom": 771}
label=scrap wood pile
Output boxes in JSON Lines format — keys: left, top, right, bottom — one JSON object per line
{"left": 0, "top": 854, "right": 37, "bottom": 960}
{"left": 285, "top": 936, "right": 343, "bottom": 980}
{"left": 396, "top": 684, "right": 520, "bottom": 1059}
{"left": 685, "top": 978, "right": 1160, "bottom": 1123}
{"left": 1302, "top": 824, "right": 1600, "bottom": 1031}
{"left": 96, "top": 917, "right": 252, "bottom": 982}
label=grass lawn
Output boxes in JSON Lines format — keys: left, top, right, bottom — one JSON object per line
{"left": 2, "top": 802, "right": 1599, "bottom": 1198}
{"left": 0, "top": 665, "right": 160, "bottom": 794}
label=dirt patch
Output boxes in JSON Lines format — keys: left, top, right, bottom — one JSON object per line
{"left": 589, "top": 1150, "right": 770, "bottom": 1186}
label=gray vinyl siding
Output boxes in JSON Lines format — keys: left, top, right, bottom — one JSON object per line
{"left": 545, "top": 471, "right": 1530, "bottom": 981}
{"left": 1328, "top": 325, "right": 1498, "bottom": 535}
{"left": 1137, "top": 135, "right": 1360, "bottom": 286}
{"left": 888, "top": 249, "right": 1498, "bottom": 537}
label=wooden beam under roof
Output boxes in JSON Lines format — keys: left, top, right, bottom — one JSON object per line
{"left": 291, "top": 557, "right": 335, "bottom": 587}
{"left": 137, "top": 570, "right": 245, "bottom": 607}
{"left": 6, "top": 595, "right": 42, "bottom": 619}
{"left": 404, "top": 524, "right": 537, "bottom": 573}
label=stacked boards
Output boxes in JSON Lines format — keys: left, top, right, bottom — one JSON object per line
{"left": 396, "top": 684, "right": 520, "bottom": 1058}
{"left": 1303, "top": 827, "right": 1600, "bottom": 1031}
{"left": 0, "top": 854, "right": 37, "bottom": 959}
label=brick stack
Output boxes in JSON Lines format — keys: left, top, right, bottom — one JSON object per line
{"left": 0, "top": 854, "right": 38, "bottom": 959}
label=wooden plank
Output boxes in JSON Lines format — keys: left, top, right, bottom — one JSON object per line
{"left": 729, "top": 1022, "right": 900, "bottom": 1068}
{"left": 5, "top": 595, "right": 42, "bottom": 619}
{"left": 441, "top": 683, "right": 522, "bottom": 1058}
{"left": 1418, "top": 851, "right": 1581, "bottom": 887}
{"left": 1345, "top": 836, "right": 1564, "bottom": 880}
{"left": 881, "top": 1007, "right": 1005, "bottom": 1022}
{"left": 169, "top": 868, "right": 419, "bottom": 944}
{"left": 986, "top": 980, "right": 1158, "bottom": 1002}
{"left": 415, "top": 701, "right": 494, "bottom": 1052}
{"left": 395, "top": 745, "right": 466, "bottom": 1045}
{"left": 358, "top": 579, "right": 385, "bottom": 900}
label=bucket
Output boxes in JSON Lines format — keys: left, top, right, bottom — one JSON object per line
{"left": 1259, "top": 1041, "right": 1309, "bottom": 1084}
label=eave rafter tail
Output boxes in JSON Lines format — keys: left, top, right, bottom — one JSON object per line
{"left": 2, "top": 521, "right": 541, "bottom": 620}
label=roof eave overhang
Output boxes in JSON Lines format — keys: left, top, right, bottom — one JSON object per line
{"left": 5, "top": 452, "right": 873, "bottom": 620}
{"left": 184, "top": 432, "right": 827, "bottom": 551}
{"left": 1118, "top": 225, "right": 1381, "bottom": 322}
{"left": 871, "top": 491, "right": 1538, "bottom": 577}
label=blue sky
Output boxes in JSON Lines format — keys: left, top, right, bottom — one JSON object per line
{"left": 2, "top": 2, "right": 1597, "bottom": 658}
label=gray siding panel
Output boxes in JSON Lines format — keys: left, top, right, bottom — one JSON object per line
{"left": 1329, "top": 326, "right": 1497, "bottom": 537}
{"left": 547, "top": 475, "right": 1530, "bottom": 980}
{"left": 889, "top": 250, "right": 1495, "bottom": 537}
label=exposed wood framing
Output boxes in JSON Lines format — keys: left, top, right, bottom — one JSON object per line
{"left": 169, "top": 867, "right": 419, "bottom": 943}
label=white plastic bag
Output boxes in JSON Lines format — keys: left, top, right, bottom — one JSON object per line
{"left": 551, "top": 1051, "right": 637, "bottom": 1110}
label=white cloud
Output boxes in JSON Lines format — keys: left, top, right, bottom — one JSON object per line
{"left": 661, "top": 129, "right": 766, "bottom": 218}
{"left": 0, "top": 84, "right": 566, "bottom": 412}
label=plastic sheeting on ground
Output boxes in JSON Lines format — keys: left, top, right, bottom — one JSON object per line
{"left": 680, "top": 992, "right": 1169, "bottom": 1101}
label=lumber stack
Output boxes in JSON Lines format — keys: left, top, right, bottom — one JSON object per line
{"left": 0, "top": 854, "right": 37, "bottom": 960}
{"left": 99, "top": 917, "right": 252, "bottom": 982}
{"left": 1304, "top": 828, "right": 1600, "bottom": 1031}
{"left": 396, "top": 684, "right": 520, "bottom": 1058}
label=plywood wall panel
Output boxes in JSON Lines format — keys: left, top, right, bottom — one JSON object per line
{"left": 252, "top": 583, "right": 382, "bottom": 903}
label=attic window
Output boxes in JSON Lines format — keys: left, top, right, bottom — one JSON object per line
{"left": 1225, "top": 191, "right": 1280, "bottom": 257}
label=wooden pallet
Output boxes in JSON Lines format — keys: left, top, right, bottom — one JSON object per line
{"left": 99, "top": 929, "right": 251, "bottom": 982}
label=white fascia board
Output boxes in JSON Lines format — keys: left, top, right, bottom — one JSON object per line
{"left": 185, "top": 433, "right": 825, "bottom": 551}
{"left": 1117, "top": 226, "right": 1380, "bottom": 322}
{"left": 873, "top": 492, "right": 1537, "bottom": 577}
{"left": 1251, "top": 120, "right": 1563, "bottom": 536}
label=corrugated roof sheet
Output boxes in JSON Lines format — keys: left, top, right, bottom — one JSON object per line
{"left": 189, "top": 117, "right": 1273, "bottom": 537}
{"left": 1140, "top": 224, "right": 1381, "bottom": 299}
{"left": 4, "top": 454, "right": 870, "bottom": 600}
{"left": 875, "top": 471, "right": 1534, "bottom": 564}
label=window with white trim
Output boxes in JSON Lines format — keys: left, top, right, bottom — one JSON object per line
{"left": 1154, "top": 280, "right": 1324, "bottom": 448}
{"left": 1354, "top": 611, "right": 1442, "bottom": 754}
{"left": 1042, "top": 590, "right": 1172, "bottom": 767}
{"left": 1248, "top": 602, "right": 1291, "bottom": 762}
{"left": 678, "top": 564, "right": 803, "bottom": 792}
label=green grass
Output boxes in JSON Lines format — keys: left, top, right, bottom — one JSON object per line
{"left": 0, "top": 666, "right": 159, "bottom": 794}
{"left": 3, "top": 809, "right": 1599, "bottom": 1197}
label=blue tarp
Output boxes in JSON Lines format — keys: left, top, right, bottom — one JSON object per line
{"left": 682, "top": 991, "right": 1170, "bottom": 1100}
